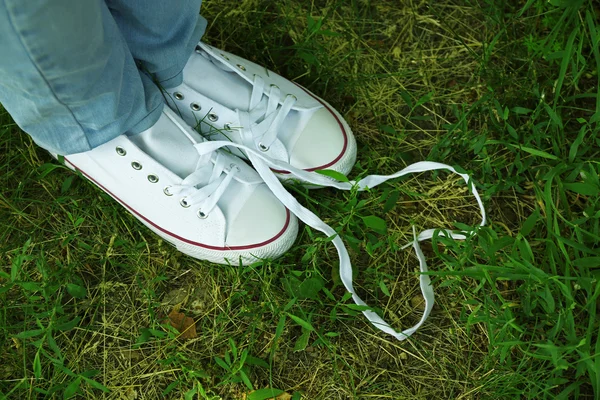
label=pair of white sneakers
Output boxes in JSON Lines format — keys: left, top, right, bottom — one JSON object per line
{"left": 62, "top": 42, "right": 486, "bottom": 340}
{"left": 64, "top": 41, "right": 355, "bottom": 265}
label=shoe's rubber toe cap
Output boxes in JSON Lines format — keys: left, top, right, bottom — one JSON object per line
{"left": 289, "top": 103, "right": 357, "bottom": 177}
{"left": 226, "top": 184, "right": 298, "bottom": 260}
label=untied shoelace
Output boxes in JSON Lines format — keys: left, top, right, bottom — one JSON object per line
{"left": 199, "top": 47, "right": 487, "bottom": 338}
{"left": 194, "top": 139, "right": 487, "bottom": 341}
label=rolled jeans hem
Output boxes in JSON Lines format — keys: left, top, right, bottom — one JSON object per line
{"left": 153, "top": 14, "right": 207, "bottom": 89}
{"left": 125, "top": 99, "right": 164, "bottom": 137}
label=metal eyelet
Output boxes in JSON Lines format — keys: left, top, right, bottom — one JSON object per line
{"left": 163, "top": 186, "right": 173, "bottom": 196}
{"left": 237, "top": 64, "right": 246, "bottom": 71}
{"left": 131, "top": 161, "right": 142, "bottom": 170}
{"left": 220, "top": 53, "right": 230, "bottom": 60}
{"left": 258, "top": 143, "right": 269, "bottom": 152}
{"left": 147, "top": 174, "right": 159, "bottom": 183}
{"left": 208, "top": 113, "right": 219, "bottom": 122}
{"left": 288, "top": 94, "right": 298, "bottom": 101}
{"left": 197, "top": 209, "right": 208, "bottom": 219}
{"left": 224, "top": 123, "right": 233, "bottom": 131}
{"left": 174, "top": 92, "right": 184, "bottom": 101}
{"left": 229, "top": 163, "right": 241, "bottom": 173}
{"left": 179, "top": 198, "right": 191, "bottom": 208}
{"left": 115, "top": 146, "right": 127, "bottom": 156}
{"left": 270, "top": 84, "right": 280, "bottom": 90}
{"left": 190, "top": 102, "right": 201, "bottom": 111}
{"left": 195, "top": 45, "right": 202, "bottom": 54}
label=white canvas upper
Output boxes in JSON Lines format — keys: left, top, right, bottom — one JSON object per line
{"left": 165, "top": 41, "right": 357, "bottom": 179}
{"left": 62, "top": 108, "right": 298, "bottom": 265}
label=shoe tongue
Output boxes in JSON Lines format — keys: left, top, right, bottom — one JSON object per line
{"left": 183, "top": 52, "right": 254, "bottom": 111}
{"left": 129, "top": 113, "right": 210, "bottom": 181}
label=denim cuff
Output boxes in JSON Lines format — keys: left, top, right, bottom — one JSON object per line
{"left": 154, "top": 14, "right": 207, "bottom": 89}
{"left": 125, "top": 100, "right": 164, "bottom": 136}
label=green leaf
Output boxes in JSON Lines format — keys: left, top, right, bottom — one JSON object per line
{"left": 270, "top": 314, "right": 286, "bottom": 361}
{"left": 47, "top": 334, "right": 62, "bottom": 360}
{"left": 245, "top": 356, "right": 269, "bottom": 369}
{"left": 415, "top": 91, "right": 434, "bottom": 108}
{"left": 307, "top": 14, "right": 322, "bottom": 34}
{"left": 399, "top": 90, "right": 413, "bottom": 108}
{"left": 563, "top": 182, "right": 600, "bottom": 196}
{"left": 18, "top": 282, "right": 42, "bottom": 292}
{"left": 287, "top": 314, "right": 314, "bottom": 332}
{"left": 247, "top": 388, "right": 285, "bottom": 400}
{"left": 239, "top": 369, "right": 253, "bottom": 390}
{"left": 554, "top": 26, "right": 578, "bottom": 105}
{"left": 520, "top": 209, "right": 540, "bottom": 237}
{"left": 506, "top": 124, "right": 518, "bottom": 140}
{"left": 382, "top": 190, "right": 400, "bottom": 213}
{"left": 517, "top": 145, "right": 559, "bottom": 160}
{"left": 184, "top": 387, "right": 196, "bottom": 400}
{"left": 66, "top": 283, "right": 87, "bottom": 299}
{"left": 361, "top": 216, "right": 387, "bottom": 234}
{"left": 294, "top": 328, "right": 311, "bottom": 352}
{"left": 63, "top": 377, "right": 81, "bottom": 399}
{"left": 55, "top": 317, "right": 81, "bottom": 332}
{"left": 37, "top": 163, "right": 65, "bottom": 179}
{"left": 229, "top": 338, "right": 238, "bottom": 360}
{"left": 315, "top": 169, "right": 350, "bottom": 182}
{"left": 33, "top": 352, "right": 42, "bottom": 379}
{"left": 299, "top": 277, "right": 324, "bottom": 300}
{"left": 379, "top": 125, "right": 397, "bottom": 135}
{"left": 163, "top": 381, "right": 180, "bottom": 396}
{"left": 573, "top": 257, "right": 600, "bottom": 269}
{"left": 568, "top": 125, "right": 587, "bottom": 163}
{"left": 511, "top": 107, "right": 533, "bottom": 115}
{"left": 214, "top": 356, "right": 230, "bottom": 371}
{"left": 379, "top": 280, "right": 391, "bottom": 297}
{"left": 61, "top": 175, "right": 76, "bottom": 194}
{"left": 543, "top": 103, "right": 564, "bottom": 129}
{"left": 80, "top": 369, "right": 100, "bottom": 379}
{"left": 15, "top": 329, "right": 45, "bottom": 340}
{"left": 134, "top": 329, "right": 152, "bottom": 346}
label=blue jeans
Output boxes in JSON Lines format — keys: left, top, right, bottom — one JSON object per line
{"left": 0, "top": 0, "right": 206, "bottom": 155}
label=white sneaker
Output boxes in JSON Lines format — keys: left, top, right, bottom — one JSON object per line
{"left": 60, "top": 108, "right": 298, "bottom": 265}
{"left": 165, "top": 41, "right": 357, "bottom": 180}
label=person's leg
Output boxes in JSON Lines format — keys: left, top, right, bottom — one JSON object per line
{"left": 0, "top": 0, "right": 164, "bottom": 155}
{"left": 105, "top": 0, "right": 206, "bottom": 89}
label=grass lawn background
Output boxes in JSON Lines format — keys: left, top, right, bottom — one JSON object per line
{"left": 1, "top": 0, "right": 599, "bottom": 398}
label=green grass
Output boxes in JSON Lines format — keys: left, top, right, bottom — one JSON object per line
{"left": 2, "top": 0, "right": 600, "bottom": 398}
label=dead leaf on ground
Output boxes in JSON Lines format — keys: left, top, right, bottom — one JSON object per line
{"left": 411, "top": 295, "right": 426, "bottom": 311}
{"left": 242, "top": 390, "right": 293, "bottom": 400}
{"left": 164, "top": 308, "right": 197, "bottom": 340}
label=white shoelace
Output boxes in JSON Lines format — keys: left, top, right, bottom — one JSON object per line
{"left": 194, "top": 140, "right": 487, "bottom": 341}
{"left": 166, "top": 149, "right": 239, "bottom": 217}
{"left": 205, "top": 49, "right": 296, "bottom": 151}
{"left": 239, "top": 75, "right": 297, "bottom": 150}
